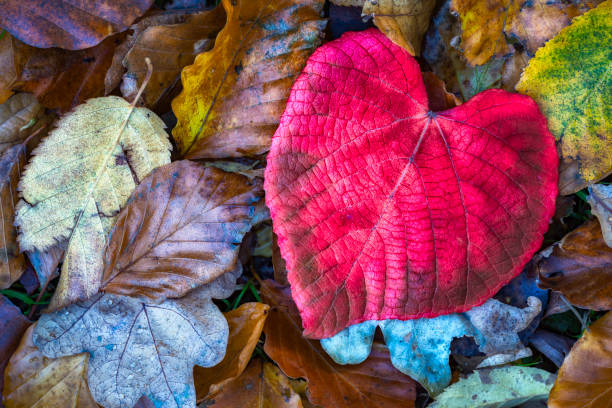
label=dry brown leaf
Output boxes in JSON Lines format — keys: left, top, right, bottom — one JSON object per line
{"left": 261, "top": 280, "right": 416, "bottom": 408}
{"left": 171, "top": 0, "right": 326, "bottom": 159}
{"left": 0, "top": 295, "right": 29, "bottom": 403}
{"left": 0, "top": 93, "right": 44, "bottom": 152}
{"left": 101, "top": 161, "right": 267, "bottom": 301}
{"left": 548, "top": 311, "right": 612, "bottom": 407}
{"left": 362, "top": 0, "right": 436, "bottom": 56}
{"left": 0, "top": 33, "right": 27, "bottom": 104}
{"left": 195, "top": 302, "right": 269, "bottom": 401}
{"left": 2, "top": 325, "right": 98, "bottom": 408}
{"left": 421, "top": 71, "right": 461, "bottom": 111}
{"left": 537, "top": 219, "right": 612, "bottom": 310}
{"left": 201, "top": 359, "right": 303, "bottom": 408}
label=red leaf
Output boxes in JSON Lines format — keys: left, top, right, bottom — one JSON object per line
{"left": 264, "top": 28, "right": 558, "bottom": 339}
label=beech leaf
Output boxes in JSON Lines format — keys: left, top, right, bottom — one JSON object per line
{"left": 101, "top": 160, "right": 266, "bottom": 302}
{"left": 0, "top": 0, "right": 153, "bottom": 50}
{"left": 32, "top": 287, "right": 229, "bottom": 408}
{"left": 15, "top": 96, "right": 172, "bottom": 310}
{"left": 430, "top": 366, "right": 555, "bottom": 408}
{"left": 516, "top": 1, "right": 612, "bottom": 194}
{"left": 587, "top": 184, "right": 612, "bottom": 247}
{"left": 171, "top": 0, "right": 327, "bottom": 159}
{"left": 265, "top": 28, "right": 558, "bottom": 339}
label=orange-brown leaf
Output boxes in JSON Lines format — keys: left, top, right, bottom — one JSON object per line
{"left": 538, "top": 219, "right": 612, "bottom": 310}
{"left": 195, "top": 302, "right": 270, "bottom": 401}
{"left": 421, "top": 71, "right": 461, "bottom": 111}
{"left": 261, "top": 280, "right": 416, "bottom": 408}
{"left": 548, "top": 312, "right": 612, "bottom": 407}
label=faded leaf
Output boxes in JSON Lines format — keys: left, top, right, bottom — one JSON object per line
{"left": 120, "top": 6, "right": 225, "bottom": 108}
{"left": 3, "top": 325, "right": 97, "bottom": 408}
{"left": 516, "top": 1, "right": 612, "bottom": 193}
{"left": 548, "top": 311, "right": 612, "bottom": 407}
{"left": 0, "top": 0, "right": 153, "bottom": 50}
{"left": 430, "top": 366, "right": 555, "bottom": 408}
{"left": 101, "top": 160, "right": 266, "bottom": 302}
{"left": 0, "top": 295, "right": 29, "bottom": 402}
{"left": 362, "top": 0, "right": 436, "bottom": 56}
{"left": 261, "top": 280, "right": 416, "bottom": 408}
{"left": 201, "top": 359, "right": 303, "bottom": 408}
{"left": 171, "top": 0, "right": 326, "bottom": 159}
{"left": 195, "top": 302, "right": 269, "bottom": 400}
{"left": 0, "top": 93, "right": 44, "bottom": 153}
{"left": 588, "top": 184, "right": 612, "bottom": 247}
{"left": 538, "top": 219, "right": 612, "bottom": 310}
{"left": 529, "top": 329, "right": 575, "bottom": 368}
{"left": 15, "top": 96, "right": 171, "bottom": 310}
{"left": 33, "top": 287, "right": 228, "bottom": 408}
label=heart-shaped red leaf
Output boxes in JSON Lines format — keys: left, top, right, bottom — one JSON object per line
{"left": 264, "top": 29, "right": 558, "bottom": 339}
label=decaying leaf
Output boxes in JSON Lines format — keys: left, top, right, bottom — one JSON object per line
{"left": 194, "top": 302, "right": 270, "bottom": 400}
{"left": 548, "top": 311, "right": 612, "bottom": 407}
{"left": 0, "top": 0, "right": 153, "bottom": 50}
{"left": 25, "top": 245, "right": 64, "bottom": 288}
{"left": 33, "top": 286, "right": 229, "bottom": 408}
{"left": 529, "top": 329, "right": 575, "bottom": 368}
{"left": 201, "top": 359, "right": 303, "bottom": 408}
{"left": 588, "top": 184, "right": 612, "bottom": 247}
{"left": 101, "top": 160, "right": 266, "bottom": 302}
{"left": 538, "top": 219, "right": 612, "bottom": 310}
{"left": 3, "top": 325, "right": 97, "bottom": 408}
{"left": 421, "top": 71, "right": 461, "bottom": 111}
{"left": 171, "top": 0, "right": 326, "bottom": 159}
{"left": 516, "top": 1, "right": 612, "bottom": 194}
{"left": 261, "top": 280, "right": 417, "bottom": 408}
{"left": 430, "top": 366, "right": 555, "bottom": 408}
{"left": 0, "top": 295, "right": 29, "bottom": 402}
{"left": 265, "top": 28, "right": 558, "bottom": 339}
{"left": 0, "top": 93, "right": 44, "bottom": 153}
{"left": 15, "top": 96, "right": 171, "bottom": 310}
{"left": 362, "top": 0, "right": 436, "bottom": 56}
{"left": 0, "top": 33, "right": 20, "bottom": 104}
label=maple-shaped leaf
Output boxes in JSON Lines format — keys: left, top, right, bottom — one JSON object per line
{"left": 15, "top": 96, "right": 171, "bottom": 310}
{"left": 265, "top": 28, "right": 558, "bottom": 339}
{"left": 32, "top": 287, "right": 228, "bottom": 408}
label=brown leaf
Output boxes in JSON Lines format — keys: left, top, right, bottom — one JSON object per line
{"left": 548, "top": 311, "right": 612, "bottom": 407}
{"left": 25, "top": 244, "right": 64, "bottom": 288}
{"left": 261, "top": 280, "right": 416, "bottom": 408}
{"left": 0, "top": 295, "right": 29, "bottom": 403}
{"left": 120, "top": 6, "right": 225, "bottom": 109}
{"left": 421, "top": 71, "right": 461, "bottom": 111}
{"left": 2, "top": 325, "right": 98, "bottom": 408}
{"left": 0, "top": 93, "right": 44, "bottom": 152}
{"left": 0, "top": 0, "right": 153, "bottom": 50}
{"left": 538, "top": 219, "right": 612, "bottom": 310}
{"left": 272, "top": 231, "right": 289, "bottom": 285}
{"left": 171, "top": 0, "right": 327, "bottom": 159}
{"left": 362, "top": 0, "right": 436, "bottom": 56}
{"left": 201, "top": 359, "right": 303, "bottom": 408}
{"left": 101, "top": 160, "right": 267, "bottom": 302}
{"left": 195, "top": 302, "right": 270, "bottom": 401}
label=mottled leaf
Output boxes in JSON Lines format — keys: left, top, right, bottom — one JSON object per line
{"left": 430, "top": 366, "right": 555, "bottom": 408}
{"left": 33, "top": 287, "right": 228, "bottom": 408}
{"left": 516, "top": 1, "right": 612, "bottom": 194}
{"left": 0, "top": 0, "right": 153, "bottom": 50}
{"left": 265, "top": 28, "right": 558, "bottom": 339}
{"left": 261, "top": 280, "right": 416, "bottom": 408}
{"left": 171, "top": 0, "right": 326, "bottom": 159}
{"left": 15, "top": 96, "right": 171, "bottom": 310}
{"left": 194, "top": 302, "right": 269, "bottom": 401}
{"left": 0, "top": 295, "right": 29, "bottom": 402}
{"left": 588, "top": 184, "right": 612, "bottom": 247}
{"left": 101, "top": 160, "right": 266, "bottom": 302}
{"left": 538, "top": 219, "right": 612, "bottom": 310}
{"left": 548, "top": 311, "right": 612, "bottom": 407}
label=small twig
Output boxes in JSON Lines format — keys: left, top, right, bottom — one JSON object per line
{"left": 27, "top": 278, "right": 50, "bottom": 320}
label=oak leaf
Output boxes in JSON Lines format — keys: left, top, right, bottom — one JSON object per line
{"left": 194, "top": 302, "right": 270, "bottom": 401}
{"left": 265, "top": 28, "right": 558, "bottom": 339}
{"left": 548, "top": 311, "right": 612, "bottom": 407}
{"left": 0, "top": 295, "right": 29, "bottom": 402}
{"left": 101, "top": 160, "right": 266, "bottom": 302}
{"left": 0, "top": 0, "right": 153, "bottom": 50}
{"left": 516, "top": 1, "right": 612, "bottom": 194}
{"left": 261, "top": 280, "right": 416, "bottom": 408}
{"left": 538, "top": 219, "right": 612, "bottom": 310}
{"left": 15, "top": 96, "right": 171, "bottom": 310}
{"left": 171, "top": 0, "right": 327, "bottom": 159}
{"left": 3, "top": 325, "right": 98, "bottom": 408}
{"left": 587, "top": 184, "right": 612, "bottom": 247}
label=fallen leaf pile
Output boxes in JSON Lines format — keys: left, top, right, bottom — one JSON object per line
{"left": 0, "top": 0, "right": 609, "bottom": 407}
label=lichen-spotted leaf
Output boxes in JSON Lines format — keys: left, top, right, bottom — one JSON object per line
{"left": 15, "top": 96, "right": 171, "bottom": 309}
{"left": 265, "top": 29, "right": 558, "bottom": 339}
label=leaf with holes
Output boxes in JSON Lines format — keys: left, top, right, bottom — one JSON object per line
{"left": 15, "top": 96, "right": 171, "bottom": 310}
{"left": 265, "top": 28, "right": 558, "bottom": 339}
